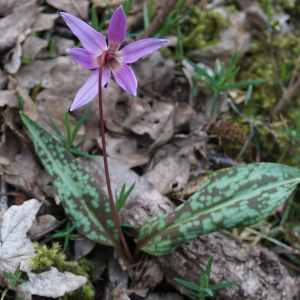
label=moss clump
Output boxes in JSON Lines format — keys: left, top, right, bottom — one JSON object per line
{"left": 29, "top": 242, "right": 96, "bottom": 300}
{"left": 182, "top": 6, "right": 230, "bottom": 50}
{"left": 259, "top": 0, "right": 295, "bottom": 17}
{"left": 226, "top": 4, "right": 238, "bottom": 14}
{"left": 159, "top": 46, "right": 172, "bottom": 58}
{"left": 214, "top": 117, "right": 253, "bottom": 161}
{"left": 238, "top": 31, "right": 300, "bottom": 113}
{"left": 61, "top": 281, "right": 95, "bottom": 300}
{"left": 29, "top": 242, "right": 77, "bottom": 273}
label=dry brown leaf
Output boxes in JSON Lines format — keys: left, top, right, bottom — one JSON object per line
{"left": 133, "top": 51, "right": 175, "bottom": 94}
{"left": 52, "top": 35, "right": 75, "bottom": 57}
{"left": 102, "top": 79, "right": 127, "bottom": 134}
{"left": 130, "top": 256, "right": 163, "bottom": 290}
{"left": 28, "top": 214, "right": 62, "bottom": 240}
{"left": 74, "top": 238, "right": 96, "bottom": 259}
{"left": 122, "top": 97, "right": 151, "bottom": 126}
{"left": 22, "top": 35, "right": 48, "bottom": 60}
{"left": 31, "top": 13, "right": 59, "bottom": 32}
{"left": 108, "top": 258, "right": 128, "bottom": 288}
{"left": 15, "top": 57, "right": 93, "bottom": 141}
{"left": 0, "top": 199, "right": 87, "bottom": 300}
{"left": 112, "top": 284, "right": 131, "bottom": 300}
{"left": 46, "top": 0, "right": 89, "bottom": 20}
{"left": 4, "top": 28, "right": 31, "bottom": 74}
{"left": 0, "top": 1, "right": 41, "bottom": 48}
{"left": 0, "top": 0, "right": 30, "bottom": 17}
{"left": 174, "top": 102, "right": 196, "bottom": 132}
{"left": 96, "top": 134, "right": 149, "bottom": 168}
{"left": 77, "top": 156, "right": 151, "bottom": 207}
{"left": 129, "top": 101, "right": 174, "bottom": 151}
{"left": 143, "top": 157, "right": 190, "bottom": 194}
{"left": 0, "top": 90, "right": 18, "bottom": 108}
{"left": 0, "top": 124, "right": 51, "bottom": 201}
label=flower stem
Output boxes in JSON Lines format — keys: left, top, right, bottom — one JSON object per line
{"left": 98, "top": 54, "right": 135, "bottom": 264}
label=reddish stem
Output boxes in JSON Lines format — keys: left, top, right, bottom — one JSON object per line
{"left": 98, "top": 53, "right": 135, "bottom": 264}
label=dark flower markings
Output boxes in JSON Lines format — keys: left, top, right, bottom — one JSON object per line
{"left": 137, "top": 163, "right": 300, "bottom": 255}
{"left": 20, "top": 113, "right": 120, "bottom": 248}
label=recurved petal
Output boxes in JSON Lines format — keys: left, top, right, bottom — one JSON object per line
{"left": 67, "top": 48, "right": 98, "bottom": 69}
{"left": 120, "top": 38, "right": 168, "bottom": 64}
{"left": 70, "top": 67, "right": 110, "bottom": 111}
{"left": 107, "top": 6, "right": 126, "bottom": 52}
{"left": 60, "top": 12, "right": 107, "bottom": 55}
{"left": 108, "top": 58, "right": 137, "bottom": 96}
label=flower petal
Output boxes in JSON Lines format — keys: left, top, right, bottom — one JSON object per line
{"left": 120, "top": 38, "right": 168, "bottom": 64}
{"left": 70, "top": 67, "right": 110, "bottom": 111}
{"left": 60, "top": 12, "right": 107, "bottom": 55}
{"left": 108, "top": 58, "right": 137, "bottom": 96}
{"left": 107, "top": 6, "right": 127, "bottom": 52}
{"left": 67, "top": 48, "right": 98, "bottom": 69}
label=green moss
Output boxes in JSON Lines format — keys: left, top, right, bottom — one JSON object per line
{"left": 29, "top": 242, "right": 96, "bottom": 300}
{"left": 29, "top": 242, "right": 77, "bottom": 273}
{"left": 227, "top": 5, "right": 238, "bottom": 14}
{"left": 159, "top": 46, "right": 172, "bottom": 58}
{"left": 259, "top": 0, "right": 294, "bottom": 17}
{"left": 182, "top": 6, "right": 230, "bottom": 50}
{"left": 238, "top": 31, "right": 300, "bottom": 112}
{"left": 61, "top": 281, "right": 95, "bottom": 300}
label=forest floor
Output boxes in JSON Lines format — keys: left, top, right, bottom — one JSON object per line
{"left": 0, "top": 0, "right": 300, "bottom": 299}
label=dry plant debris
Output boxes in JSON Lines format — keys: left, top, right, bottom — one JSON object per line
{"left": 0, "top": 199, "right": 87, "bottom": 300}
{"left": 1, "top": 0, "right": 300, "bottom": 299}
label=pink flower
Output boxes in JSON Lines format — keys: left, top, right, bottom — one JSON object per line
{"left": 61, "top": 6, "right": 168, "bottom": 111}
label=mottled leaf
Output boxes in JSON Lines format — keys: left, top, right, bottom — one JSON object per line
{"left": 20, "top": 112, "right": 120, "bottom": 248}
{"left": 136, "top": 163, "right": 300, "bottom": 255}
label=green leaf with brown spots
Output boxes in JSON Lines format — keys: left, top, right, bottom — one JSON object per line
{"left": 20, "top": 112, "right": 120, "bottom": 249}
{"left": 136, "top": 163, "right": 300, "bottom": 256}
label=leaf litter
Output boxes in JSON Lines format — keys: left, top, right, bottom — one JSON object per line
{"left": 0, "top": 199, "right": 87, "bottom": 299}
{"left": 0, "top": 0, "right": 300, "bottom": 299}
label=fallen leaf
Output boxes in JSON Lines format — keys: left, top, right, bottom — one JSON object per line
{"left": 0, "top": 90, "right": 18, "bottom": 108}
{"left": 0, "top": 0, "right": 30, "bottom": 17}
{"left": 0, "top": 199, "right": 87, "bottom": 300}
{"left": 113, "top": 284, "right": 131, "bottom": 300}
{"left": 77, "top": 156, "right": 151, "bottom": 207}
{"left": 0, "top": 1, "right": 41, "bottom": 48}
{"left": 22, "top": 35, "right": 48, "bottom": 60}
{"left": 4, "top": 28, "right": 31, "bottom": 74}
{"left": 0, "top": 124, "right": 52, "bottom": 201}
{"left": 174, "top": 102, "right": 196, "bottom": 133}
{"left": 133, "top": 51, "right": 175, "bottom": 94}
{"left": 129, "top": 101, "right": 174, "bottom": 152}
{"left": 32, "top": 13, "right": 59, "bottom": 32}
{"left": 96, "top": 134, "right": 149, "bottom": 168}
{"left": 46, "top": 0, "right": 89, "bottom": 20}
{"left": 28, "top": 214, "right": 62, "bottom": 240}
{"left": 52, "top": 35, "right": 75, "bottom": 57}
{"left": 74, "top": 238, "right": 96, "bottom": 259}
{"left": 121, "top": 97, "right": 151, "bottom": 126}
{"left": 143, "top": 157, "right": 190, "bottom": 194}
